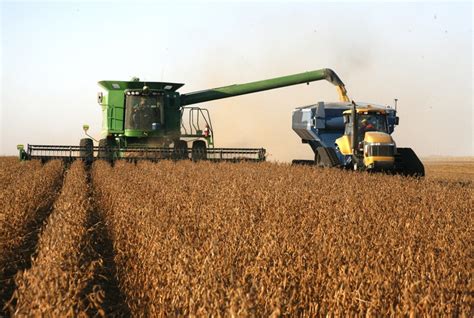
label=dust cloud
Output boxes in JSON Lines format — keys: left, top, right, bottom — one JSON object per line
{"left": 181, "top": 42, "right": 377, "bottom": 163}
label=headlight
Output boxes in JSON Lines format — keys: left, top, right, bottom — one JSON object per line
{"left": 366, "top": 143, "right": 395, "bottom": 156}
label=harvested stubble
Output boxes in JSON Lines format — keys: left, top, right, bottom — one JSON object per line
{"left": 0, "top": 160, "right": 63, "bottom": 309}
{"left": 92, "top": 160, "right": 472, "bottom": 316}
{"left": 12, "top": 160, "right": 105, "bottom": 316}
{"left": 424, "top": 159, "right": 474, "bottom": 182}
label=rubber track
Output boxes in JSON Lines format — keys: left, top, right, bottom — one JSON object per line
{"left": 395, "top": 148, "right": 425, "bottom": 176}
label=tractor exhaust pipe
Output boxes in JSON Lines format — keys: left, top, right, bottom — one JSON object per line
{"left": 351, "top": 101, "right": 358, "bottom": 155}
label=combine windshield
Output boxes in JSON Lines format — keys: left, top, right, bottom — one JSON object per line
{"left": 125, "top": 95, "right": 164, "bottom": 131}
{"left": 357, "top": 113, "right": 387, "bottom": 134}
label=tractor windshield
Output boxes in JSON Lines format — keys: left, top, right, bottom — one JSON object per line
{"left": 125, "top": 95, "right": 164, "bottom": 131}
{"left": 357, "top": 113, "right": 387, "bottom": 134}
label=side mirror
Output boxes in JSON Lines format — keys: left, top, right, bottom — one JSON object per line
{"left": 82, "top": 124, "right": 98, "bottom": 142}
{"left": 343, "top": 116, "right": 348, "bottom": 124}
{"left": 394, "top": 117, "right": 399, "bottom": 125}
{"left": 97, "top": 92, "right": 103, "bottom": 104}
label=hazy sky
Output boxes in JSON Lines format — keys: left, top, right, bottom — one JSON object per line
{"left": 1, "top": 1, "right": 472, "bottom": 161}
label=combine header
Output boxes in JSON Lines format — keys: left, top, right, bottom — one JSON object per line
{"left": 18, "top": 69, "right": 349, "bottom": 163}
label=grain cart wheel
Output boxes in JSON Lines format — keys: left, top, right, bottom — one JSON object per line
{"left": 79, "top": 138, "right": 94, "bottom": 164}
{"left": 291, "top": 160, "right": 315, "bottom": 165}
{"left": 98, "top": 138, "right": 116, "bottom": 161}
{"left": 173, "top": 140, "right": 188, "bottom": 160}
{"left": 315, "top": 147, "right": 339, "bottom": 167}
{"left": 192, "top": 140, "right": 207, "bottom": 161}
{"left": 314, "top": 152, "right": 321, "bottom": 166}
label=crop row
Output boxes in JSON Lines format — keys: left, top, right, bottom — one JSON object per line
{"left": 0, "top": 157, "right": 471, "bottom": 315}
{"left": 12, "top": 161, "right": 105, "bottom": 316}
{"left": 92, "top": 160, "right": 472, "bottom": 316}
{"left": 0, "top": 160, "right": 63, "bottom": 312}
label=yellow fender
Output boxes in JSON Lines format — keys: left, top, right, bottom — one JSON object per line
{"left": 335, "top": 135, "right": 352, "bottom": 155}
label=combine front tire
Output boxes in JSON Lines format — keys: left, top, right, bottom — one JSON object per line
{"left": 98, "top": 138, "right": 116, "bottom": 161}
{"left": 173, "top": 140, "right": 188, "bottom": 160}
{"left": 192, "top": 140, "right": 207, "bottom": 161}
{"left": 79, "top": 138, "right": 94, "bottom": 164}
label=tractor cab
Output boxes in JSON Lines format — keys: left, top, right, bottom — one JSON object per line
{"left": 343, "top": 108, "right": 389, "bottom": 142}
{"left": 338, "top": 107, "right": 396, "bottom": 170}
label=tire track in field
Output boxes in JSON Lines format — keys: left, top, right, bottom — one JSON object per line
{"left": 83, "top": 164, "right": 131, "bottom": 316}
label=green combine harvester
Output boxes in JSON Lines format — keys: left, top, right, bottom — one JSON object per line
{"left": 18, "top": 69, "right": 349, "bottom": 162}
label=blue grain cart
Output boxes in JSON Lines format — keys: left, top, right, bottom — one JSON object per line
{"left": 292, "top": 100, "right": 424, "bottom": 176}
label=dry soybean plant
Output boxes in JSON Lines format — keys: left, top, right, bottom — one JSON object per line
{"left": 92, "top": 160, "right": 472, "bottom": 316}
{"left": 0, "top": 160, "right": 63, "bottom": 309}
{"left": 12, "top": 160, "right": 105, "bottom": 316}
{"left": 0, "top": 157, "right": 471, "bottom": 316}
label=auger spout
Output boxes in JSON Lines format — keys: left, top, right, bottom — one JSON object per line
{"left": 180, "top": 68, "right": 349, "bottom": 106}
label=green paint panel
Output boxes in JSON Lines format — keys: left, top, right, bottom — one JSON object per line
{"left": 108, "top": 91, "right": 125, "bottom": 131}
{"left": 165, "top": 92, "right": 181, "bottom": 135}
{"left": 101, "top": 90, "right": 125, "bottom": 136}
{"left": 99, "top": 80, "right": 184, "bottom": 91}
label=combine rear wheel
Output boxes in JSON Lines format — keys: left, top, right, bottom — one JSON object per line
{"left": 192, "top": 140, "right": 207, "bottom": 161}
{"left": 79, "top": 138, "right": 93, "bottom": 164}
{"left": 173, "top": 140, "right": 188, "bottom": 160}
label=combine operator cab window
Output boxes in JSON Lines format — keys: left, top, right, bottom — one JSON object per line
{"left": 125, "top": 95, "right": 164, "bottom": 131}
{"left": 357, "top": 113, "right": 387, "bottom": 135}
